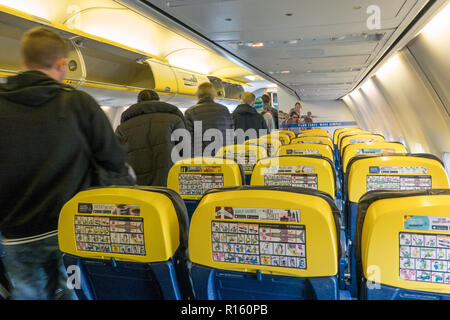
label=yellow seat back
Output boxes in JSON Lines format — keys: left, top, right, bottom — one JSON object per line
{"left": 167, "top": 157, "right": 243, "bottom": 200}
{"left": 298, "top": 129, "right": 332, "bottom": 139}
{"left": 340, "top": 134, "right": 385, "bottom": 158}
{"left": 347, "top": 155, "right": 450, "bottom": 203}
{"left": 250, "top": 156, "right": 336, "bottom": 197}
{"left": 58, "top": 187, "right": 184, "bottom": 263}
{"left": 245, "top": 137, "right": 281, "bottom": 157}
{"left": 358, "top": 191, "right": 450, "bottom": 294}
{"left": 337, "top": 130, "right": 372, "bottom": 150}
{"left": 262, "top": 132, "right": 291, "bottom": 145}
{"left": 333, "top": 128, "right": 362, "bottom": 145}
{"left": 342, "top": 142, "right": 407, "bottom": 174}
{"left": 291, "top": 136, "right": 334, "bottom": 151}
{"left": 216, "top": 144, "right": 268, "bottom": 175}
{"left": 189, "top": 187, "right": 340, "bottom": 277}
{"left": 277, "top": 143, "right": 334, "bottom": 163}
{"left": 276, "top": 130, "right": 296, "bottom": 139}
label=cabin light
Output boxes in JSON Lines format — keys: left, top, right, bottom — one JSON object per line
{"left": 0, "top": 0, "right": 52, "bottom": 20}
{"left": 375, "top": 54, "right": 401, "bottom": 78}
{"left": 245, "top": 75, "right": 257, "bottom": 81}
{"left": 420, "top": 3, "right": 450, "bottom": 38}
{"left": 167, "top": 49, "right": 213, "bottom": 74}
{"left": 251, "top": 42, "right": 264, "bottom": 48}
{"left": 267, "top": 83, "right": 278, "bottom": 88}
{"left": 281, "top": 70, "right": 290, "bottom": 74}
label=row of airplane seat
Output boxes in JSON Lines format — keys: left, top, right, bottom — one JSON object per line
{"left": 56, "top": 127, "right": 450, "bottom": 300}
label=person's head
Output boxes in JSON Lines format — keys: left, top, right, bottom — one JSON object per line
{"left": 21, "top": 27, "right": 69, "bottom": 82}
{"left": 253, "top": 97, "right": 264, "bottom": 112}
{"left": 261, "top": 94, "right": 271, "bottom": 106}
{"left": 241, "top": 92, "right": 256, "bottom": 107}
{"left": 307, "top": 111, "right": 312, "bottom": 116}
{"left": 137, "top": 89, "right": 160, "bottom": 102}
{"left": 196, "top": 82, "right": 215, "bottom": 100}
{"left": 294, "top": 102, "right": 302, "bottom": 111}
{"left": 289, "top": 111, "right": 300, "bottom": 120}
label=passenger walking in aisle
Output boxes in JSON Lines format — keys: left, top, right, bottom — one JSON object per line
{"left": 116, "top": 89, "right": 187, "bottom": 186}
{"left": 0, "top": 27, "right": 129, "bottom": 300}
{"left": 184, "top": 82, "right": 234, "bottom": 157}
{"left": 261, "top": 94, "right": 279, "bottom": 129}
{"left": 254, "top": 97, "right": 275, "bottom": 132}
{"left": 232, "top": 92, "right": 268, "bottom": 140}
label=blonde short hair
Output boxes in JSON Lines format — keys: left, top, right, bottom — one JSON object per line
{"left": 241, "top": 92, "right": 256, "bottom": 105}
{"left": 196, "top": 82, "right": 215, "bottom": 99}
{"left": 21, "top": 27, "right": 68, "bottom": 69}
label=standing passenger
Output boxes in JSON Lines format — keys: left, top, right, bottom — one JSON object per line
{"left": 261, "top": 94, "right": 279, "bottom": 129}
{"left": 232, "top": 92, "right": 268, "bottom": 139}
{"left": 254, "top": 97, "right": 275, "bottom": 132}
{"left": 184, "top": 82, "right": 233, "bottom": 156}
{"left": 116, "top": 89, "right": 186, "bottom": 186}
{"left": 0, "top": 27, "right": 129, "bottom": 299}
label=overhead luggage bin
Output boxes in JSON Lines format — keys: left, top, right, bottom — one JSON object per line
{"left": 342, "top": 142, "right": 407, "bottom": 175}
{"left": 250, "top": 155, "right": 336, "bottom": 199}
{"left": 245, "top": 137, "right": 281, "bottom": 158}
{"left": 188, "top": 186, "right": 344, "bottom": 300}
{"left": 167, "top": 157, "right": 244, "bottom": 220}
{"left": 291, "top": 136, "right": 334, "bottom": 151}
{"left": 355, "top": 190, "right": 450, "bottom": 300}
{"left": 277, "top": 143, "right": 334, "bottom": 164}
{"left": 58, "top": 187, "right": 192, "bottom": 300}
{"left": 216, "top": 144, "right": 268, "bottom": 185}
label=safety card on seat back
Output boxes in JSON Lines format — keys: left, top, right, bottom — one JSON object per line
{"left": 59, "top": 187, "right": 185, "bottom": 263}
{"left": 167, "top": 157, "right": 243, "bottom": 200}
{"left": 189, "top": 186, "right": 340, "bottom": 278}
{"left": 356, "top": 190, "right": 450, "bottom": 296}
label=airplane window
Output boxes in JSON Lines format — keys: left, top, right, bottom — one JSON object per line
{"left": 443, "top": 153, "right": 450, "bottom": 184}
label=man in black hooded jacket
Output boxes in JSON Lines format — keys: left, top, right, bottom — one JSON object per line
{"left": 116, "top": 90, "right": 187, "bottom": 186}
{"left": 232, "top": 92, "right": 268, "bottom": 140}
{"left": 0, "top": 27, "right": 128, "bottom": 299}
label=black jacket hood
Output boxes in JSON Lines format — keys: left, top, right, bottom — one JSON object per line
{"left": 0, "top": 70, "right": 68, "bottom": 106}
{"left": 120, "top": 100, "right": 186, "bottom": 125}
{"left": 234, "top": 103, "right": 258, "bottom": 115}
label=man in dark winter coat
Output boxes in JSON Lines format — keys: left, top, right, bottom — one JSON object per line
{"left": 0, "top": 27, "right": 128, "bottom": 299}
{"left": 116, "top": 90, "right": 186, "bottom": 186}
{"left": 232, "top": 92, "right": 268, "bottom": 140}
{"left": 184, "top": 82, "right": 233, "bottom": 156}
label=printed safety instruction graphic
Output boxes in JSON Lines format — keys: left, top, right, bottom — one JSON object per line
{"left": 212, "top": 221, "right": 306, "bottom": 269}
{"left": 74, "top": 215, "right": 145, "bottom": 256}
{"left": 224, "top": 150, "right": 257, "bottom": 172}
{"left": 366, "top": 175, "right": 432, "bottom": 191}
{"left": 399, "top": 232, "right": 450, "bottom": 284}
{"left": 178, "top": 166, "right": 224, "bottom": 195}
